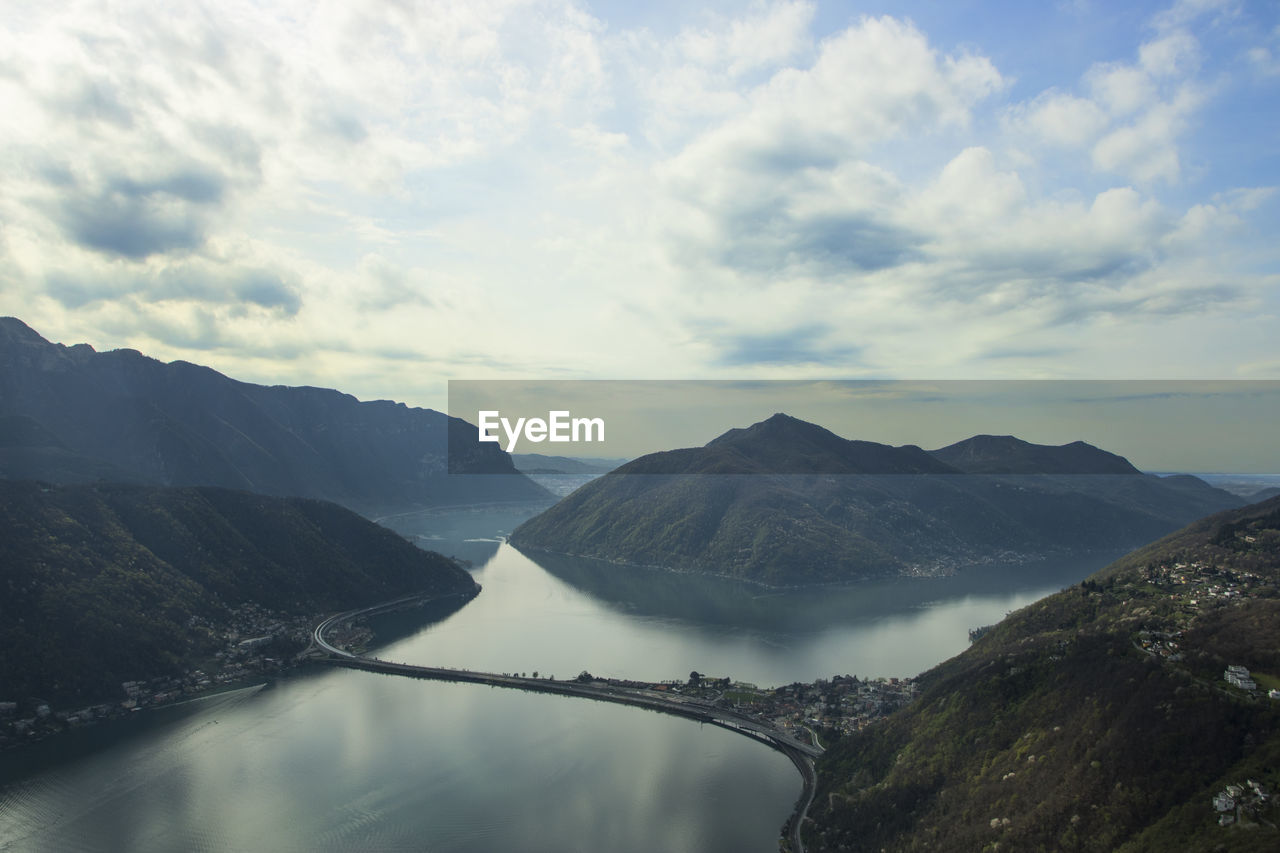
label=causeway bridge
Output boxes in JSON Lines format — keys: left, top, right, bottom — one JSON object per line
{"left": 311, "top": 593, "right": 821, "bottom": 851}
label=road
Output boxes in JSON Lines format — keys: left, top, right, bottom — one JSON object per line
{"left": 312, "top": 595, "right": 821, "bottom": 851}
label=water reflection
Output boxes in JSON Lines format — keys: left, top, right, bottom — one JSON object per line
{"left": 0, "top": 668, "right": 796, "bottom": 853}
{"left": 515, "top": 547, "right": 1123, "bottom": 635}
{"left": 379, "top": 541, "right": 1119, "bottom": 686}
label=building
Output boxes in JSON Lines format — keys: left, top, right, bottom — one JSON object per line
{"left": 1224, "top": 665, "right": 1257, "bottom": 692}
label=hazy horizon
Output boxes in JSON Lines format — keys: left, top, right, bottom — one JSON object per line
{"left": 451, "top": 379, "right": 1280, "bottom": 472}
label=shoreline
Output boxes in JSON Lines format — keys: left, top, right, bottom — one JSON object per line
{"left": 1, "top": 582, "right": 480, "bottom": 755}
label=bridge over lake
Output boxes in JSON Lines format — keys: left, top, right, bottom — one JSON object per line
{"left": 311, "top": 592, "right": 821, "bottom": 851}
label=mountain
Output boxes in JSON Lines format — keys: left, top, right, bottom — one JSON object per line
{"left": 692, "top": 413, "right": 956, "bottom": 475}
{"left": 0, "top": 318, "right": 549, "bottom": 513}
{"left": 0, "top": 480, "right": 479, "bottom": 705}
{"left": 0, "top": 412, "right": 134, "bottom": 483}
{"left": 929, "top": 433, "right": 1142, "bottom": 475}
{"left": 806, "top": 495, "right": 1280, "bottom": 852}
{"left": 508, "top": 414, "right": 1243, "bottom": 586}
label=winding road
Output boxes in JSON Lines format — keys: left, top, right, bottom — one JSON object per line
{"left": 311, "top": 593, "right": 821, "bottom": 851}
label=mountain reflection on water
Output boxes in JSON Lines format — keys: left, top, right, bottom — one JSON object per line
{"left": 516, "top": 547, "right": 1124, "bottom": 636}
{"left": 380, "top": 506, "right": 1124, "bottom": 686}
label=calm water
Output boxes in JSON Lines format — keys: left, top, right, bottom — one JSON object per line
{"left": 0, "top": 505, "right": 1119, "bottom": 852}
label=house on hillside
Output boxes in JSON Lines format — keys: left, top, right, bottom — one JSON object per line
{"left": 1224, "top": 665, "right": 1257, "bottom": 692}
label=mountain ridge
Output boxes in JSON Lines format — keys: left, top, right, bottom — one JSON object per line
{"left": 0, "top": 317, "right": 550, "bottom": 513}
{"left": 509, "top": 413, "right": 1243, "bottom": 586}
{"left": 930, "top": 433, "right": 1143, "bottom": 475}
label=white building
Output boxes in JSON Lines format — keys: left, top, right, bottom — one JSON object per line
{"left": 1225, "top": 665, "right": 1257, "bottom": 692}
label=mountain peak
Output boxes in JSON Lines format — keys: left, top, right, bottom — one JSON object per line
{"left": 929, "top": 434, "right": 1142, "bottom": 475}
{"left": 622, "top": 413, "right": 957, "bottom": 475}
{"left": 708, "top": 412, "right": 846, "bottom": 450}
{"left": 0, "top": 316, "right": 51, "bottom": 347}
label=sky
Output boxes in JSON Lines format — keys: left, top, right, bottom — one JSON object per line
{"left": 2, "top": 0, "right": 1279, "bottom": 413}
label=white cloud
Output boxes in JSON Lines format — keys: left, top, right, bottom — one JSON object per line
{"left": 654, "top": 15, "right": 1003, "bottom": 277}
{"left": 1009, "top": 90, "right": 1109, "bottom": 148}
{"left": 1150, "top": 0, "right": 1239, "bottom": 32}
{"left": 614, "top": 2, "right": 816, "bottom": 152}
{"left": 1246, "top": 25, "right": 1280, "bottom": 76}
{"left": 0, "top": 0, "right": 1275, "bottom": 391}
{"left": 1091, "top": 85, "right": 1203, "bottom": 183}
{"left": 676, "top": 0, "right": 815, "bottom": 78}
{"left": 1139, "top": 29, "right": 1201, "bottom": 76}
{"left": 920, "top": 147, "right": 1027, "bottom": 226}
{"left": 1003, "top": 9, "right": 1216, "bottom": 187}
{"left": 1087, "top": 63, "right": 1157, "bottom": 116}
{"left": 907, "top": 152, "right": 1172, "bottom": 291}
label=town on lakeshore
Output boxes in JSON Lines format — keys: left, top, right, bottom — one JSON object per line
{"left": 0, "top": 603, "right": 315, "bottom": 746}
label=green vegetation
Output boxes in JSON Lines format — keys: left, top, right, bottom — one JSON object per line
{"left": 0, "top": 480, "right": 476, "bottom": 705}
{"left": 725, "top": 690, "right": 765, "bottom": 704}
{"left": 1253, "top": 672, "right": 1280, "bottom": 692}
{"left": 806, "top": 495, "right": 1280, "bottom": 852}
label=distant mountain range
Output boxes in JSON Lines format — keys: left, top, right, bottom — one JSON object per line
{"left": 806, "top": 494, "right": 1280, "bottom": 851}
{"left": 509, "top": 453, "right": 628, "bottom": 475}
{"left": 509, "top": 413, "right": 1246, "bottom": 586}
{"left": 0, "top": 480, "right": 478, "bottom": 704}
{"left": 0, "top": 318, "right": 549, "bottom": 513}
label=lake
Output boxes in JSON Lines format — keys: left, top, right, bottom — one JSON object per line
{"left": 0, "top": 505, "right": 1118, "bottom": 852}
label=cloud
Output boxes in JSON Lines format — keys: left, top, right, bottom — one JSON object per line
{"left": 51, "top": 165, "right": 229, "bottom": 259}
{"left": 676, "top": 0, "right": 815, "bottom": 78}
{"left": 1087, "top": 63, "right": 1158, "bottom": 116}
{"left": 657, "top": 15, "right": 1002, "bottom": 278}
{"left": 1047, "top": 282, "right": 1242, "bottom": 327}
{"left": 1009, "top": 91, "right": 1109, "bottom": 148}
{"left": 663, "top": 157, "right": 924, "bottom": 276}
{"left": 1139, "top": 29, "right": 1201, "bottom": 77}
{"left": 1150, "top": 0, "right": 1239, "bottom": 32}
{"left": 0, "top": 0, "right": 1275, "bottom": 395}
{"left": 1091, "top": 85, "right": 1203, "bottom": 183}
{"left": 57, "top": 194, "right": 206, "bottom": 259}
{"left": 354, "top": 254, "right": 434, "bottom": 311}
{"left": 45, "top": 260, "right": 301, "bottom": 316}
{"left": 1002, "top": 13, "right": 1213, "bottom": 186}
{"left": 1246, "top": 25, "right": 1280, "bottom": 76}
{"left": 903, "top": 151, "right": 1172, "bottom": 291}
{"left": 218, "top": 271, "right": 300, "bottom": 314}
{"left": 978, "top": 345, "right": 1079, "bottom": 361}
{"left": 712, "top": 323, "right": 861, "bottom": 367}
{"left": 620, "top": 1, "right": 816, "bottom": 149}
